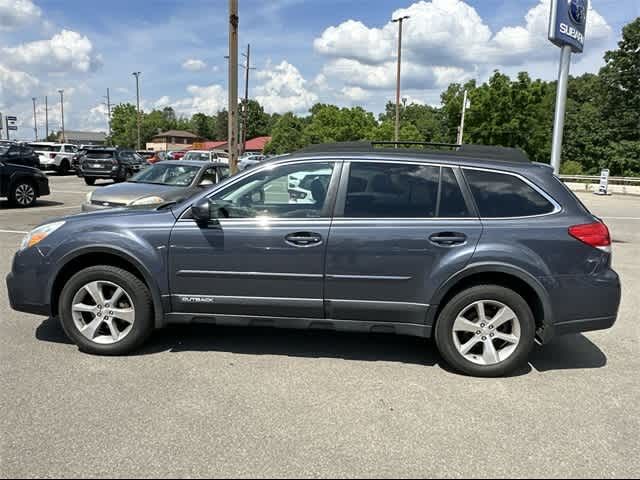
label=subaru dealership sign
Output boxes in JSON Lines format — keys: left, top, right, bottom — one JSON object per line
{"left": 549, "top": 0, "right": 588, "bottom": 53}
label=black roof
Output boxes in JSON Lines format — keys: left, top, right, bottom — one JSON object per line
{"left": 296, "top": 142, "right": 530, "bottom": 164}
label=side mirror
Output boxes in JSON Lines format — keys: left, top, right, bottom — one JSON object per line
{"left": 191, "top": 198, "right": 216, "bottom": 225}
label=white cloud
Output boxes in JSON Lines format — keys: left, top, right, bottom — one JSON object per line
{"left": 0, "top": 0, "right": 41, "bottom": 31}
{"left": 0, "top": 64, "right": 39, "bottom": 97}
{"left": 314, "top": 0, "right": 611, "bottom": 92}
{"left": 168, "top": 84, "right": 227, "bottom": 116}
{"left": 154, "top": 96, "right": 172, "bottom": 108}
{"left": 341, "top": 86, "right": 371, "bottom": 102}
{"left": 3, "top": 30, "right": 102, "bottom": 73}
{"left": 254, "top": 60, "right": 318, "bottom": 114}
{"left": 182, "top": 59, "right": 207, "bottom": 71}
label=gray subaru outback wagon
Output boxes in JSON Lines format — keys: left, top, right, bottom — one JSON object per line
{"left": 7, "top": 143, "right": 621, "bottom": 377}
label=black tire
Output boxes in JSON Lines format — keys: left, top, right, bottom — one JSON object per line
{"left": 58, "top": 159, "right": 70, "bottom": 176}
{"left": 59, "top": 265, "right": 154, "bottom": 355}
{"left": 434, "top": 285, "right": 536, "bottom": 377}
{"left": 84, "top": 178, "right": 96, "bottom": 186}
{"left": 8, "top": 180, "right": 37, "bottom": 207}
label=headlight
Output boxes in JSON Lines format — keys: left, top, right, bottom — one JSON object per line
{"left": 85, "top": 192, "right": 93, "bottom": 203}
{"left": 129, "top": 196, "right": 164, "bottom": 206}
{"left": 20, "top": 221, "right": 65, "bottom": 251}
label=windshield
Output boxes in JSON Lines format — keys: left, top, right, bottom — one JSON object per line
{"left": 31, "top": 144, "right": 61, "bottom": 152}
{"left": 86, "top": 151, "right": 115, "bottom": 159}
{"left": 183, "top": 152, "right": 210, "bottom": 161}
{"left": 130, "top": 163, "right": 201, "bottom": 186}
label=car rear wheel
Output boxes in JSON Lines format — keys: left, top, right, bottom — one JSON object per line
{"left": 59, "top": 266, "right": 154, "bottom": 355}
{"left": 434, "top": 285, "right": 535, "bottom": 377}
{"left": 58, "top": 159, "right": 70, "bottom": 175}
{"left": 84, "top": 178, "right": 96, "bottom": 186}
{"left": 9, "top": 181, "right": 37, "bottom": 207}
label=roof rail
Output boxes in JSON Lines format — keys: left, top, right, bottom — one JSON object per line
{"left": 297, "top": 141, "right": 530, "bottom": 163}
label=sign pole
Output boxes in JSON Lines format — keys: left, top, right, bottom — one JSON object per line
{"left": 550, "top": 45, "right": 572, "bottom": 175}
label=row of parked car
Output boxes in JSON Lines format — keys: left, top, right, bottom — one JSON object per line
{"left": 0, "top": 139, "right": 274, "bottom": 207}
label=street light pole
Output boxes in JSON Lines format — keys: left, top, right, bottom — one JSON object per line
{"left": 457, "top": 89, "right": 469, "bottom": 145}
{"left": 392, "top": 15, "right": 409, "bottom": 145}
{"left": 228, "top": 0, "right": 239, "bottom": 174}
{"left": 32, "top": 97, "right": 38, "bottom": 141}
{"left": 105, "top": 88, "right": 112, "bottom": 142}
{"left": 132, "top": 72, "right": 141, "bottom": 150}
{"left": 58, "top": 90, "right": 65, "bottom": 143}
{"left": 45, "top": 96, "right": 49, "bottom": 140}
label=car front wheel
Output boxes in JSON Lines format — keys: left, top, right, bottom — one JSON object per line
{"left": 59, "top": 266, "right": 154, "bottom": 355}
{"left": 9, "top": 181, "right": 37, "bottom": 207}
{"left": 434, "top": 285, "right": 536, "bottom": 377}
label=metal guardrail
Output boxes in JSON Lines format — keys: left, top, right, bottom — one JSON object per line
{"left": 559, "top": 175, "right": 640, "bottom": 185}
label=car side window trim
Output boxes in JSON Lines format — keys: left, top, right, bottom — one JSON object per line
{"left": 333, "top": 160, "right": 476, "bottom": 220}
{"left": 461, "top": 166, "right": 562, "bottom": 219}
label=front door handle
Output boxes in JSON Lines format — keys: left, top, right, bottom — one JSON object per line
{"left": 285, "top": 232, "right": 323, "bottom": 247}
{"left": 429, "top": 232, "right": 467, "bottom": 246}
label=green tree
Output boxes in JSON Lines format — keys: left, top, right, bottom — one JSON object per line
{"left": 243, "top": 100, "right": 271, "bottom": 139}
{"left": 110, "top": 103, "right": 138, "bottom": 148}
{"left": 191, "top": 113, "right": 214, "bottom": 139}
{"left": 263, "top": 113, "right": 306, "bottom": 154}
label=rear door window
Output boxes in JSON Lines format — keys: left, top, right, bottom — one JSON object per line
{"left": 344, "top": 163, "right": 471, "bottom": 218}
{"left": 464, "top": 169, "right": 555, "bottom": 218}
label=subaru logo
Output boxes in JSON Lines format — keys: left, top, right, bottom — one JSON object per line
{"left": 568, "top": 0, "right": 587, "bottom": 26}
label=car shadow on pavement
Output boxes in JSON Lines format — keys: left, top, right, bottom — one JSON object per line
{"left": 529, "top": 334, "right": 607, "bottom": 372}
{"left": 35, "top": 318, "right": 606, "bottom": 374}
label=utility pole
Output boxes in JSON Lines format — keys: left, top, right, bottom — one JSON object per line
{"left": 240, "top": 43, "right": 255, "bottom": 156}
{"left": 132, "top": 72, "right": 142, "bottom": 150}
{"left": 58, "top": 90, "right": 65, "bottom": 143}
{"left": 45, "top": 96, "right": 49, "bottom": 140}
{"left": 457, "top": 89, "right": 469, "bottom": 145}
{"left": 228, "top": 0, "right": 239, "bottom": 174}
{"left": 392, "top": 15, "right": 409, "bottom": 145}
{"left": 32, "top": 97, "right": 38, "bottom": 141}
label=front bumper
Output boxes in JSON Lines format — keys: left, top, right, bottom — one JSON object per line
{"left": 6, "top": 271, "right": 50, "bottom": 316}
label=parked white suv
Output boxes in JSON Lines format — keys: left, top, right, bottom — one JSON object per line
{"left": 29, "top": 142, "right": 79, "bottom": 175}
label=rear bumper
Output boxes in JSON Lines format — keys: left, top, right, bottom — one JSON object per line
{"left": 78, "top": 170, "right": 119, "bottom": 179}
{"left": 553, "top": 315, "right": 617, "bottom": 336}
{"left": 36, "top": 177, "right": 50, "bottom": 197}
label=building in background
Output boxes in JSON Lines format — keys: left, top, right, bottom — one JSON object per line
{"left": 59, "top": 131, "right": 107, "bottom": 146}
{"left": 146, "top": 130, "right": 204, "bottom": 151}
{"left": 213, "top": 136, "right": 272, "bottom": 154}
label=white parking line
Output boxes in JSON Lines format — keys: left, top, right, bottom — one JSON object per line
{"left": 0, "top": 205, "right": 79, "bottom": 215}
{"left": 54, "top": 190, "right": 91, "bottom": 194}
{"left": 0, "top": 229, "right": 27, "bottom": 234}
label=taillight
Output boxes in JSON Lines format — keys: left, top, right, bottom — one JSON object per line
{"left": 569, "top": 221, "right": 611, "bottom": 252}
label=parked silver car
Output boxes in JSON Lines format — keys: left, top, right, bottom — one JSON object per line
{"left": 82, "top": 160, "right": 230, "bottom": 212}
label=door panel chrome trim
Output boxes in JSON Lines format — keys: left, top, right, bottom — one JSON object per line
{"left": 326, "top": 274, "right": 412, "bottom": 281}
{"left": 176, "top": 270, "right": 323, "bottom": 279}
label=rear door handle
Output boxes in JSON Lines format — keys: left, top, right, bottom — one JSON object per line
{"left": 285, "top": 232, "right": 323, "bottom": 247}
{"left": 429, "top": 232, "right": 467, "bottom": 246}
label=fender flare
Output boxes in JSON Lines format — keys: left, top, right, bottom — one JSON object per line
{"left": 48, "top": 245, "right": 166, "bottom": 328}
{"left": 427, "top": 262, "right": 554, "bottom": 334}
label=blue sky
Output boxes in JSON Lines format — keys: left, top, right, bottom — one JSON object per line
{"left": 1, "top": 0, "right": 638, "bottom": 138}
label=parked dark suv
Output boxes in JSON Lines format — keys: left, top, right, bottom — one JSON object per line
{"left": 6, "top": 143, "right": 621, "bottom": 376}
{"left": 0, "top": 141, "right": 40, "bottom": 168}
{"left": 77, "top": 148, "right": 146, "bottom": 185}
{"left": 1, "top": 143, "right": 50, "bottom": 207}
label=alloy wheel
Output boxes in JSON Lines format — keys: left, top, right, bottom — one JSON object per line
{"left": 71, "top": 280, "right": 135, "bottom": 345}
{"left": 452, "top": 300, "right": 521, "bottom": 366}
{"left": 15, "top": 184, "right": 35, "bottom": 206}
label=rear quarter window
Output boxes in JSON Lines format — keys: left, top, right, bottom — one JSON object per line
{"left": 464, "top": 169, "right": 556, "bottom": 218}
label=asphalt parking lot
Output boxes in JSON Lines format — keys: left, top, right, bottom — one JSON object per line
{"left": 1, "top": 174, "right": 639, "bottom": 478}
